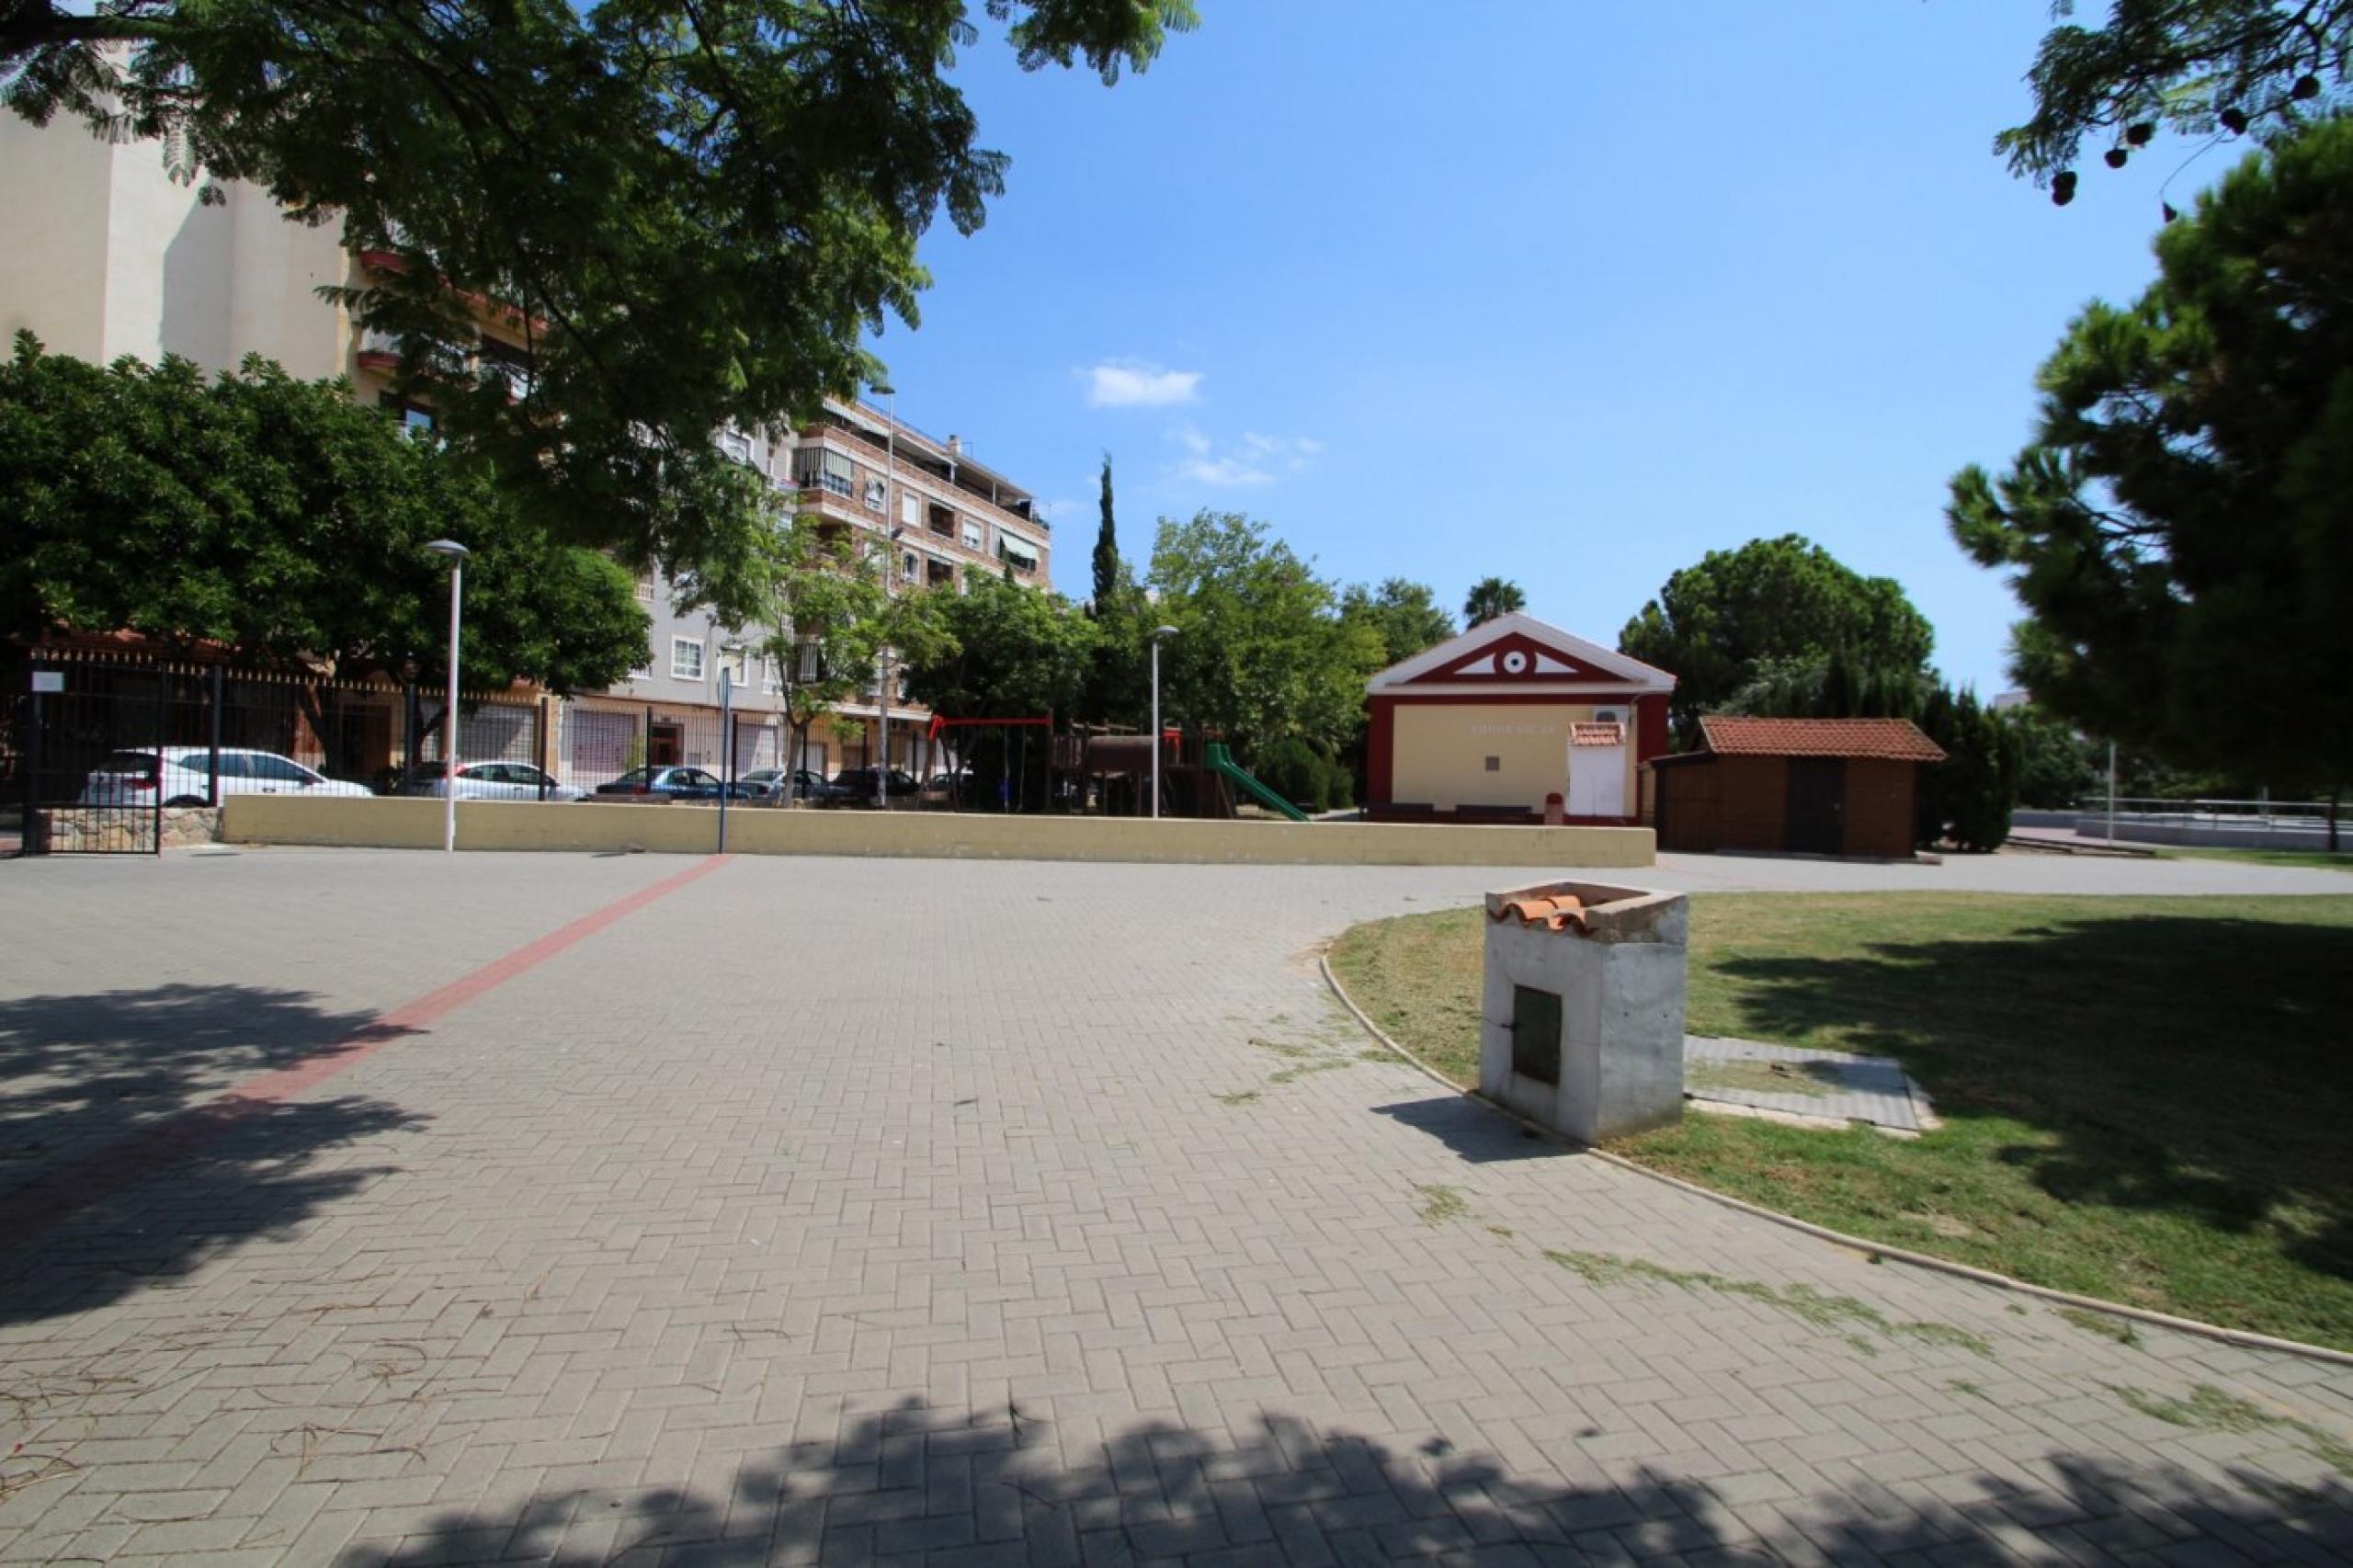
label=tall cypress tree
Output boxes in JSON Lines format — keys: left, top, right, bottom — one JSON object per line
{"left": 1091, "top": 453, "right": 1120, "bottom": 613}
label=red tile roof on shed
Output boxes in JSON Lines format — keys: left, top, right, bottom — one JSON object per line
{"left": 1698, "top": 716, "right": 1947, "bottom": 762}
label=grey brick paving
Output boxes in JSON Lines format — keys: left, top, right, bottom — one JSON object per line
{"left": 0, "top": 847, "right": 2347, "bottom": 1565}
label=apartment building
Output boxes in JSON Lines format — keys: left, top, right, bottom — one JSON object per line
{"left": 568, "top": 404, "right": 1053, "bottom": 788}
{"left": 2, "top": 113, "right": 1052, "bottom": 791}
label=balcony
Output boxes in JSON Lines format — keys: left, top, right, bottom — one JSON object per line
{"left": 808, "top": 420, "right": 1045, "bottom": 532}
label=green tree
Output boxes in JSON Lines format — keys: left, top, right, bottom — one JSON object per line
{"left": 743, "top": 512, "right": 892, "bottom": 783}
{"left": 1146, "top": 512, "right": 1381, "bottom": 767}
{"left": 899, "top": 573, "right": 1097, "bottom": 722}
{"left": 1722, "top": 645, "right": 1929, "bottom": 722}
{"left": 3, "top": 1, "right": 1194, "bottom": 594}
{"left": 1091, "top": 453, "right": 1120, "bottom": 612}
{"left": 1948, "top": 121, "right": 2353, "bottom": 789}
{"left": 1081, "top": 558, "right": 1157, "bottom": 730}
{"left": 0, "top": 334, "right": 644, "bottom": 692}
{"left": 1999, "top": 0, "right": 2349, "bottom": 201}
{"left": 898, "top": 572, "right": 1096, "bottom": 810}
{"left": 1340, "top": 578, "right": 1456, "bottom": 667}
{"left": 1461, "top": 576, "right": 1526, "bottom": 628}
{"left": 1620, "top": 535, "right": 1934, "bottom": 744}
{"left": 2006, "top": 704, "right": 2101, "bottom": 811}
{"left": 1916, "top": 687, "right": 2020, "bottom": 853}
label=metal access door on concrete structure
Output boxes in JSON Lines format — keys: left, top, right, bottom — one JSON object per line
{"left": 1786, "top": 756, "right": 1847, "bottom": 855}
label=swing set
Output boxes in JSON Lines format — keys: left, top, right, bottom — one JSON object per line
{"left": 925, "top": 713, "right": 1056, "bottom": 812}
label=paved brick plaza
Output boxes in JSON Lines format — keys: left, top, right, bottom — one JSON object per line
{"left": 1, "top": 846, "right": 2348, "bottom": 1564}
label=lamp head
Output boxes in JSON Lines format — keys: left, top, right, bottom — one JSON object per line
{"left": 1154, "top": 624, "right": 1179, "bottom": 639}
{"left": 424, "top": 540, "right": 471, "bottom": 561}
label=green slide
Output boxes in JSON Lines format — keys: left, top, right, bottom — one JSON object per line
{"left": 1205, "top": 742, "right": 1312, "bottom": 823}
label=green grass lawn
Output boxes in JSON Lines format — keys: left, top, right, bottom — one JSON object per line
{"left": 1328, "top": 892, "right": 2353, "bottom": 1348}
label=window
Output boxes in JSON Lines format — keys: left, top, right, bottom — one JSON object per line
{"left": 794, "top": 447, "right": 856, "bottom": 497}
{"left": 900, "top": 493, "right": 921, "bottom": 528}
{"left": 717, "top": 426, "right": 753, "bottom": 464}
{"left": 377, "top": 392, "right": 436, "bottom": 437}
{"left": 797, "top": 642, "right": 822, "bottom": 682}
{"left": 863, "top": 478, "right": 887, "bottom": 512}
{"left": 900, "top": 550, "right": 918, "bottom": 582}
{"left": 995, "top": 530, "right": 1040, "bottom": 573}
{"left": 961, "top": 520, "right": 982, "bottom": 551}
{"left": 762, "top": 655, "right": 781, "bottom": 694}
{"left": 248, "top": 755, "right": 314, "bottom": 784}
{"left": 671, "top": 637, "right": 706, "bottom": 680}
{"left": 478, "top": 336, "right": 535, "bottom": 399}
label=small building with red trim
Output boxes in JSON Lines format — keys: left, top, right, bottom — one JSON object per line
{"left": 1363, "top": 613, "right": 1676, "bottom": 824}
{"left": 1649, "top": 716, "right": 1945, "bottom": 858}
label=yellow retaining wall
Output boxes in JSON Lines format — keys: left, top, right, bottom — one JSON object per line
{"left": 222, "top": 796, "right": 1654, "bottom": 868}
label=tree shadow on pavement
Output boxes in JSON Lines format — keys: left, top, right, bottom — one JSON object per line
{"left": 335, "top": 1395, "right": 2353, "bottom": 1565}
{"left": 0, "top": 983, "right": 425, "bottom": 1325}
{"left": 1706, "top": 911, "right": 2353, "bottom": 1286}
{"left": 0, "top": 982, "right": 404, "bottom": 1186}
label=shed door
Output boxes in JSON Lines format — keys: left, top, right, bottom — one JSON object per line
{"left": 1786, "top": 756, "right": 1846, "bottom": 855}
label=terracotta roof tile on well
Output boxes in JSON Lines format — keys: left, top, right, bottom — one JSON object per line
{"left": 1697, "top": 715, "right": 1948, "bottom": 762}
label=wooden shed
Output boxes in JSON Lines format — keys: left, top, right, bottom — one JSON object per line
{"left": 1648, "top": 717, "right": 1945, "bottom": 859}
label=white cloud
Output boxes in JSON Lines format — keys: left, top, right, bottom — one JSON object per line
{"left": 1173, "top": 454, "right": 1278, "bottom": 486}
{"left": 1085, "top": 359, "right": 1203, "bottom": 408}
{"left": 1165, "top": 426, "right": 1322, "bottom": 487}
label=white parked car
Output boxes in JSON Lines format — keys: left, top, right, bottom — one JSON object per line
{"left": 404, "top": 761, "right": 584, "bottom": 802}
{"left": 79, "top": 746, "right": 377, "bottom": 806}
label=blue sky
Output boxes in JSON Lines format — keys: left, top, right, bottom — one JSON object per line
{"left": 865, "top": 4, "right": 2214, "bottom": 692}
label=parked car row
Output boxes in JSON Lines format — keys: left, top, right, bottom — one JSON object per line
{"left": 80, "top": 749, "right": 970, "bottom": 810}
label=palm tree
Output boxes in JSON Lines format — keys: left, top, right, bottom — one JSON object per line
{"left": 1462, "top": 576, "right": 1527, "bottom": 627}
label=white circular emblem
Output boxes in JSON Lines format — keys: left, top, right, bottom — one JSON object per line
{"left": 1500, "top": 649, "right": 1530, "bottom": 675}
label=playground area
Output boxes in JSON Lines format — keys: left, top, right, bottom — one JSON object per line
{"left": 845, "top": 719, "right": 1325, "bottom": 822}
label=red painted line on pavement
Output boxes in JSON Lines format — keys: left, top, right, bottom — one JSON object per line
{"left": 0, "top": 855, "right": 731, "bottom": 1249}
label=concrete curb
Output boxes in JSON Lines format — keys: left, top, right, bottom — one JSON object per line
{"left": 1318, "top": 953, "right": 2353, "bottom": 1369}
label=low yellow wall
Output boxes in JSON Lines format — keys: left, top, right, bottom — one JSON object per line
{"left": 222, "top": 796, "right": 1654, "bottom": 867}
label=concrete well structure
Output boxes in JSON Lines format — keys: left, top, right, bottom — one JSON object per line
{"left": 1479, "top": 881, "right": 1688, "bottom": 1143}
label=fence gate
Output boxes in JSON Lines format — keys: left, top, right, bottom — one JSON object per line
{"left": 17, "top": 660, "right": 165, "bottom": 856}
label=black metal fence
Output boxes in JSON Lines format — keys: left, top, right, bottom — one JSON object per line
{"left": 4, "top": 646, "right": 552, "bottom": 855}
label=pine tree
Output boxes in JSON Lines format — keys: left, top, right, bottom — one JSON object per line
{"left": 1091, "top": 453, "right": 1119, "bottom": 613}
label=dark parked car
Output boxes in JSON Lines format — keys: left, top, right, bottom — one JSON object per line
{"left": 592, "top": 766, "right": 753, "bottom": 801}
{"left": 739, "top": 767, "right": 832, "bottom": 803}
{"left": 826, "top": 767, "right": 921, "bottom": 807}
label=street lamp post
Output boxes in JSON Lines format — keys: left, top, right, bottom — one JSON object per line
{"left": 718, "top": 642, "right": 743, "bottom": 852}
{"left": 424, "top": 540, "right": 471, "bottom": 853}
{"left": 879, "top": 523, "right": 905, "bottom": 810}
{"left": 870, "top": 381, "right": 898, "bottom": 812}
{"left": 1150, "top": 624, "right": 1178, "bottom": 820}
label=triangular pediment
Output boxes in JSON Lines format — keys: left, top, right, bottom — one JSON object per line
{"left": 1365, "top": 612, "right": 1675, "bottom": 694}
